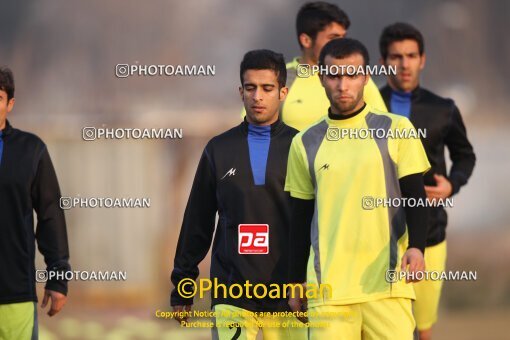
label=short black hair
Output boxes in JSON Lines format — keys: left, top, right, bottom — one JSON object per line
{"left": 0, "top": 67, "right": 15, "bottom": 101}
{"left": 296, "top": 2, "right": 350, "bottom": 49}
{"left": 240, "top": 49, "right": 287, "bottom": 88}
{"left": 379, "top": 22, "right": 424, "bottom": 60}
{"left": 319, "top": 38, "right": 369, "bottom": 68}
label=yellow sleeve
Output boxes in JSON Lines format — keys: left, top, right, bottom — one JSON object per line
{"left": 285, "top": 136, "right": 315, "bottom": 199}
{"left": 394, "top": 118, "right": 431, "bottom": 178}
{"left": 241, "top": 107, "right": 246, "bottom": 118}
{"left": 364, "top": 78, "right": 387, "bottom": 112}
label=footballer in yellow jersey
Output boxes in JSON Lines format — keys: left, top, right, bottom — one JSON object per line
{"left": 286, "top": 38, "right": 430, "bottom": 340}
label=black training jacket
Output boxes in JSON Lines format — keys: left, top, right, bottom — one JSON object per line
{"left": 171, "top": 119, "right": 298, "bottom": 312}
{"left": 380, "top": 86, "right": 476, "bottom": 246}
{"left": 0, "top": 120, "right": 70, "bottom": 304}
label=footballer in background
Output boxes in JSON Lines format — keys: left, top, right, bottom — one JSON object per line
{"left": 379, "top": 23, "right": 476, "bottom": 340}
{"left": 282, "top": 1, "right": 388, "bottom": 131}
{"left": 243, "top": 1, "right": 388, "bottom": 131}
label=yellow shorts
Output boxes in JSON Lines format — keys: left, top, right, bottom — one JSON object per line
{"left": 413, "top": 240, "right": 447, "bottom": 330}
{"left": 212, "top": 304, "right": 307, "bottom": 340}
{"left": 308, "top": 298, "right": 415, "bottom": 340}
{"left": 0, "top": 301, "right": 37, "bottom": 340}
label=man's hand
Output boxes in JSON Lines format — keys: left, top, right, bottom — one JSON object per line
{"left": 424, "top": 174, "right": 453, "bottom": 203}
{"left": 172, "top": 304, "right": 192, "bottom": 324}
{"left": 401, "top": 248, "right": 425, "bottom": 283}
{"left": 41, "top": 289, "right": 67, "bottom": 316}
{"left": 288, "top": 283, "right": 308, "bottom": 323}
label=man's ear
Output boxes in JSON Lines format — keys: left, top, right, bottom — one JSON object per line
{"left": 364, "top": 74, "right": 370, "bottom": 86}
{"left": 279, "top": 86, "right": 288, "bottom": 101}
{"left": 299, "top": 33, "right": 313, "bottom": 50}
{"left": 419, "top": 53, "right": 426, "bottom": 70}
{"left": 238, "top": 86, "right": 244, "bottom": 101}
{"left": 7, "top": 98, "right": 15, "bottom": 113}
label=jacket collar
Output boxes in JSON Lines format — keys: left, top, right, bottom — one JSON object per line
{"left": 241, "top": 117, "right": 283, "bottom": 136}
{"left": 382, "top": 84, "right": 422, "bottom": 101}
{"left": 1, "top": 119, "right": 13, "bottom": 137}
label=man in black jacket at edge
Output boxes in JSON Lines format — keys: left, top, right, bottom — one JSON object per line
{"left": 0, "top": 67, "right": 70, "bottom": 340}
{"left": 170, "top": 50, "right": 306, "bottom": 339}
{"left": 379, "top": 23, "right": 476, "bottom": 340}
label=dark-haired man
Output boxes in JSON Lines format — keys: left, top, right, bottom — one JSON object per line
{"left": 170, "top": 50, "right": 306, "bottom": 340}
{"left": 283, "top": 1, "right": 387, "bottom": 131}
{"left": 0, "top": 67, "right": 70, "bottom": 340}
{"left": 242, "top": 2, "right": 387, "bottom": 131}
{"left": 286, "top": 38, "right": 431, "bottom": 339}
{"left": 379, "top": 23, "right": 476, "bottom": 340}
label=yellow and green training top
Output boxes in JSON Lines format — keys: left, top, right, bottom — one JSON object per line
{"left": 284, "top": 104, "right": 430, "bottom": 307}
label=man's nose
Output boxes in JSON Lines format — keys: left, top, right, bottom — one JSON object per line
{"left": 337, "top": 77, "right": 348, "bottom": 91}
{"left": 253, "top": 88, "right": 263, "bottom": 101}
{"left": 401, "top": 56, "right": 410, "bottom": 69}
